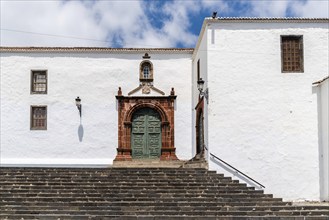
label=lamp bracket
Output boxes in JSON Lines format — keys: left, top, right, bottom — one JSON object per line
{"left": 200, "top": 88, "right": 209, "bottom": 104}
{"left": 77, "top": 105, "right": 82, "bottom": 117}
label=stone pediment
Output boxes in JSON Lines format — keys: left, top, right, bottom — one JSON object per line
{"left": 127, "top": 83, "right": 165, "bottom": 96}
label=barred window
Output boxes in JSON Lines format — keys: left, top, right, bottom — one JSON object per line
{"left": 31, "top": 70, "right": 47, "bottom": 94}
{"left": 31, "top": 106, "right": 47, "bottom": 130}
{"left": 281, "top": 36, "right": 303, "bottom": 72}
{"left": 140, "top": 61, "right": 153, "bottom": 82}
{"left": 143, "top": 65, "right": 150, "bottom": 78}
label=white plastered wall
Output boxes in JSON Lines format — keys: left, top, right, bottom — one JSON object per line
{"left": 205, "top": 21, "right": 329, "bottom": 201}
{"left": 315, "top": 78, "right": 329, "bottom": 201}
{"left": 0, "top": 52, "right": 192, "bottom": 166}
{"left": 192, "top": 27, "right": 208, "bottom": 157}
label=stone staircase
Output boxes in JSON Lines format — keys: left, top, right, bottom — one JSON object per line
{"left": 0, "top": 167, "right": 328, "bottom": 219}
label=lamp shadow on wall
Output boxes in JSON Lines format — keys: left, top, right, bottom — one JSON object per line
{"left": 78, "top": 119, "right": 84, "bottom": 142}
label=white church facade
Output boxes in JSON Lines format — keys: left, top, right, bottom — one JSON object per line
{"left": 1, "top": 17, "right": 328, "bottom": 202}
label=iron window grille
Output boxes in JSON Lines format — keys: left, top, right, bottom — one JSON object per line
{"left": 281, "top": 36, "right": 304, "bottom": 73}
{"left": 31, "top": 106, "right": 47, "bottom": 130}
{"left": 31, "top": 70, "right": 47, "bottom": 94}
{"left": 140, "top": 61, "right": 153, "bottom": 82}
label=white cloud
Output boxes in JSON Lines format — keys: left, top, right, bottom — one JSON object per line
{"left": 160, "top": 1, "right": 199, "bottom": 47}
{"left": 290, "top": 0, "right": 329, "bottom": 17}
{"left": 100, "top": 0, "right": 199, "bottom": 48}
{"left": 0, "top": 0, "right": 200, "bottom": 47}
{"left": 249, "top": 0, "right": 290, "bottom": 17}
{"left": 1, "top": 0, "right": 327, "bottom": 48}
{"left": 201, "top": 0, "right": 230, "bottom": 14}
{"left": 0, "top": 1, "right": 108, "bottom": 47}
{"left": 247, "top": 0, "right": 328, "bottom": 17}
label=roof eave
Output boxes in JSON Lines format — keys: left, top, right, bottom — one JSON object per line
{"left": 206, "top": 17, "right": 329, "bottom": 23}
{"left": 0, "top": 47, "right": 194, "bottom": 54}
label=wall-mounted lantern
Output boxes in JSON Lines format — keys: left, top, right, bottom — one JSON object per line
{"left": 197, "top": 78, "right": 208, "bottom": 103}
{"left": 75, "top": 96, "right": 82, "bottom": 117}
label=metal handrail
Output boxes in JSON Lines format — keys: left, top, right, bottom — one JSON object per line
{"left": 204, "top": 145, "right": 265, "bottom": 188}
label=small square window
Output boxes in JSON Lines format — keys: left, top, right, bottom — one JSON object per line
{"left": 281, "top": 36, "right": 303, "bottom": 73}
{"left": 31, "top": 106, "right": 47, "bottom": 130}
{"left": 31, "top": 70, "right": 47, "bottom": 94}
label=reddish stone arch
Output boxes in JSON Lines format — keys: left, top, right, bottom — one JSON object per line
{"left": 195, "top": 97, "right": 205, "bottom": 156}
{"left": 114, "top": 91, "right": 178, "bottom": 161}
{"left": 124, "top": 102, "right": 168, "bottom": 124}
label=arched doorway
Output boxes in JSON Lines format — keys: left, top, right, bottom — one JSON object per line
{"left": 196, "top": 110, "right": 204, "bottom": 155}
{"left": 131, "top": 108, "right": 161, "bottom": 159}
{"left": 114, "top": 89, "right": 178, "bottom": 161}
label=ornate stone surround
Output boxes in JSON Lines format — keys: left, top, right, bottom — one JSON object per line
{"left": 114, "top": 88, "right": 178, "bottom": 161}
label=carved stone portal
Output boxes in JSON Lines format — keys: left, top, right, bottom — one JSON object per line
{"left": 114, "top": 88, "right": 178, "bottom": 161}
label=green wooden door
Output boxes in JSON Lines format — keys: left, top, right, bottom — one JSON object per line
{"left": 131, "top": 108, "right": 161, "bottom": 159}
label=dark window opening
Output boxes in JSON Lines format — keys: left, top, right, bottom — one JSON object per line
{"left": 143, "top": 65, "right": 150, "bottom": 79}
{"left": 140, "top": 61, "right": 153, "bottom": 82}
{"left": 281, "top": 36, "right": 303, "bottom": 72}
{"left": 31, "top": 70, "right": 47, "bottom": 94}
{"left": 31, "top": 106, "right": 47, "bottom": 130}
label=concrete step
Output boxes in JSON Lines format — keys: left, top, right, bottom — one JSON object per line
{"left": 0, "top": 167, "right": 327, "bottom": 218}
{"left": 0, "top": 201, "right": 291, "bottom": 207}
{"left": 0, "top": 189, "right": 265, "bottom": 195}
{"left": 0, "top": 196, "right": 283, "bottom": 203}
{"left": 0, "top": 210, "right": 328, "bottom": 216}
{"left": 2, "top": 205, "right": 327, "bottom": 212}
{"left": 0, "top": 215, "right": 328, "bottom": 220}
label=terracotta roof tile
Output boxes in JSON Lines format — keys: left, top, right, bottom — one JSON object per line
{"left": 207, "top": 17, "right": 329, "bottom": 22}
{"left": 0, "top": 47, "right": 194, "bottom": 53}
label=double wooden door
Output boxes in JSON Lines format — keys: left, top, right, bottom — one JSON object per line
{"left": 131, "top": 108, "right": 161, "bottom": 159}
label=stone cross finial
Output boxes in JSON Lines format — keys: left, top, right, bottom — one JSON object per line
{"left": 143, "top": 53, "right": 151, "bottom": 59}
{"left": 118, "top": 87, "right": 122, "bottom": 96}
{"left": 170, "top": 88, "right": 175, "bottom": 96}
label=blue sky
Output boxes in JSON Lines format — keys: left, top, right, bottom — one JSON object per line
{"left": 1, "top": 0, "right": 328, "bottom": 48}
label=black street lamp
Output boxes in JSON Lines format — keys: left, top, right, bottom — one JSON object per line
{"left": 75, "top": 96, "right": 82, "bottom": 117}
{"left": 197, "top": 78, "right": 208, "bottom": 103}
